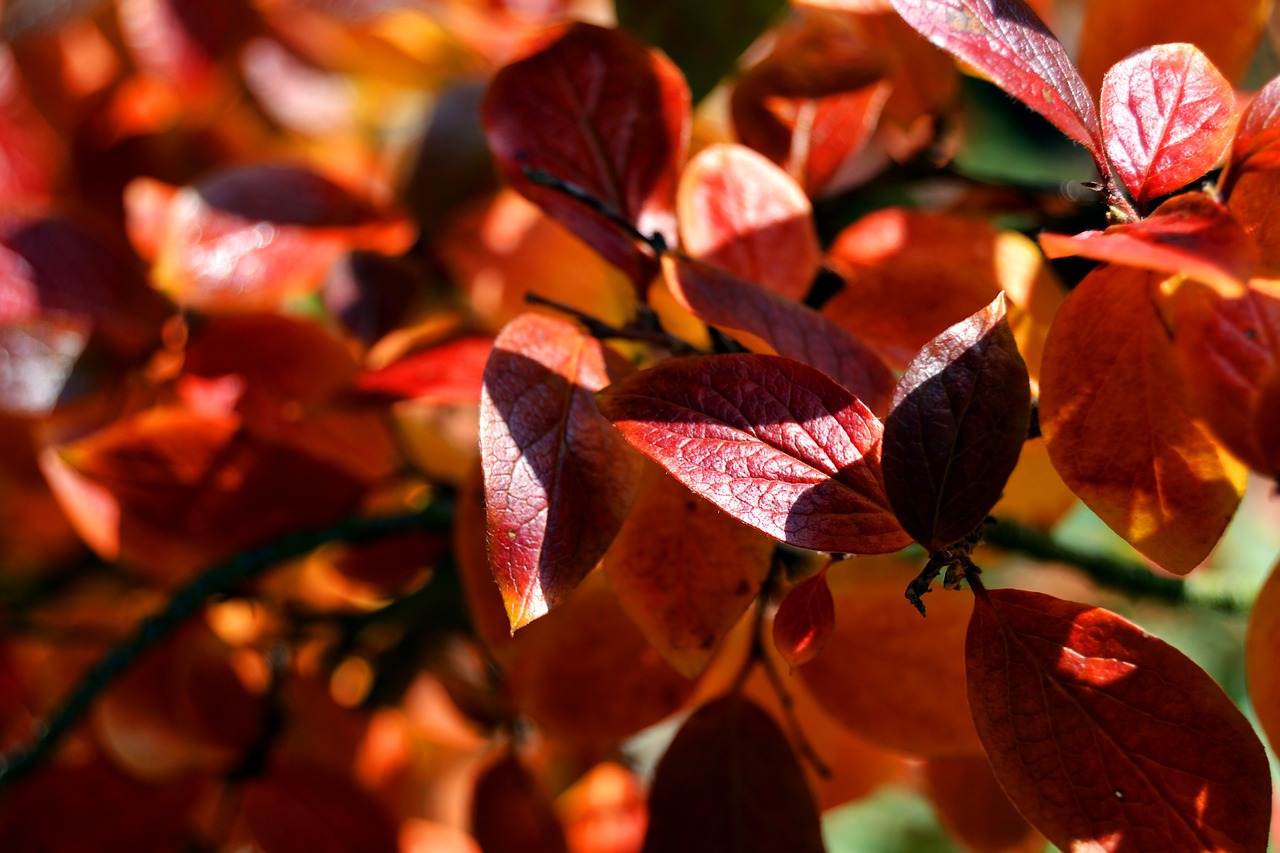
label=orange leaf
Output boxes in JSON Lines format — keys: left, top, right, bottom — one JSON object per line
{"left": 1039, "top": 266, "right": 1246, "bottom": 572}
{"left": 1247, "top": 556, "right": 1280, "bottom": 757}
{"left": 604, "top": 462, "right": 772, "bottom": 678}
{"left": 1228, "top": 169, "right": 1280, "bottom": 269}
{"left": 772, "top": 565, "right": 835, "bottom": 669}
{"left": 923, "top": 756, "right": 1043, "bottom": 853}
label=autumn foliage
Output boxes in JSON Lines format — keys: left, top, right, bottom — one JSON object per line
{"left": 4, "top": 0, "right": 1280, "bottom": 851}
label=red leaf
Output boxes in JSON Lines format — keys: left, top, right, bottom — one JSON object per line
{"left": 888, "top": 0, "right": 1105, "bottom": 171}
{"left": 643, "top": 696, "right": 824, "bottom": 853}
{"left": 1247, "top": 556, "right": 1280, "bottom": 757}
{"left": 479, "top": 313, "right": 641, "bottom": 630}
{"left": 1101, "top": 44, "right": 1235, "bottom": 209}
{"left": 356, "top": 336, "right": 493, "bottom": 405}
{"left": 923, "top": 756, "right": 1042, "bottom": 853}
{"left": 663, "top": 255, "right": 895, "bottom": 413}
{"left": 882, "top": 294, "right": 1030, "bottom": 552}
{"left": 772, "top": 566, "right": 835, "bottom": 669}
{"left": 471, "top": 753, "right": 569, "bottom": 853}
{"left": 598, "top": 353, "right": 911, "bottom": 555}
{"left": 482, "top": 23, "right": 690, "bottom": 288}
{"left": 1040, "top": 193, "right": 1257, "bottom": 296}
{"left": 967, "top": 586, "right": 1271, "bottom": 853}
{"left": 243, "top": 763, "right": 400, "bottom": 853}
{"left": 1223, "top": 74, "right": 1280, "bottom": 197}
{"left": 676, "top": 143, "right": 820, "bottom": 301}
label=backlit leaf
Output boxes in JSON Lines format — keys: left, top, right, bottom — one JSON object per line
{"left": 471, "top": 753, "right": 569, "bottom": 853}
{"left": 615, "top": 0, "right": 788, "bottom": 103}
{"left": 1039, "top": 193, "right": 1257, "bottom": 297}
{"left": 1039, "top": 266, "right": 1246, "bottom": 572}
{"left": 598, "top": 353, "right": 911, "bottom": 555}
{"left": 882, "top": 294, "right": 1030, "bottom": 552}
{"left": 772, "top": 565, "right": 835, "bottom": 669}
{"left": 1101, "top": 44, "right": 1235, "bottom": 210}
{"left": 663, "top": 255, "right": 896, "bottom": 413}
{"left": 479, "top": 312, "right": 641, "bottom": 630}
{"left": 888, "top": 0, "right": 1105, "bottom": 171}
{"left": 604, "top": 461, "right": 773, "bottom": 678}
{"left": 968, "top": 586, "right": 1271, "bottom": 853}
{"left": 799, "top": 557, "right": 984, "bottom": 755}
{"left": 923, "top": 756, "right": 1042, "bottom": 853}
{"left": 356, "top": 336, "right": 493, "bottom": 406}
{"left": 1223, "top": 75, "right": 1280, "bottom": 197}
{"left": 643, "top": 695, "right": 824, "bottom": 853}
{"left": 676, "top": 143, "right": 820, "bottom": 301}
{"left": 481, "top": 23, "right": 690, "bottom": 288}
{"left": 1246, "top": 556, "right": 1280, "bottom": 756}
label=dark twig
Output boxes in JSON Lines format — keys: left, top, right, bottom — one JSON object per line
{"left": 521, "top": 166, "right": 668, "bottom": 256}
{"left": 0, "top": 500, "right": 453, "bottom": 793}
{"left": 524, "top": 292, "right": 700, "bottom": 355}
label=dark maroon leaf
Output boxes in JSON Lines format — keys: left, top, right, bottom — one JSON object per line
{"left": 482, "top": 23, "right": 690, "bottom": 288}
{"left": 479, "top": 312, "right": 641, "bottom": 630}
{"left": 643, "top": 696, "right": 824, "bottom": 853}
{"left": 888, "top": 0, "right": 1106, "bottom": 172}
{"left": 967, "top": 586, "right": 1271, "bottom": 853}
{"left": 599, "top": 353, "right": 911, "bottom": 554}
{"left": 882, "top": 294, "right": 1030, "bottom": 552}
{"left": 471, "top": 753, "right": 569, "bottom": 853}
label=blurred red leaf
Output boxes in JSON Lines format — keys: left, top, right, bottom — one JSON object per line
{"left": 676, "top": 143, "right": 819, "bottom": 301}
{"left": 1247, "top": 556, "right": 1280, "bottom": 757}
{"left": 923, "top": 756, "right": 1042, "bottom": 853}
{"left": 888, "top": 0, "right": 1105, "bottom": 172}
{"left": 242, "top": 763, "right": 399, "bottom": 853}
{"left": 1101, "top": 44, "right": 1235, "bottom": 210}
{"left": 357, "top": 336, "right": 493, "bottom": 406}
{"left": 772, "top": 565, "right": 834, "bottom": 669}
{"left": 471, "top": 753, "right": 569, "bottom": 853}
{"left": 662, "top": 255, "right": 895, "bottom": 413}
{"left": 882, "top": 294, "right": 1029, "bottom": 552}
{"left": 1226, "top": 75, "right": 1280, "bottom": 191}
{"left": 1039, "top": 266, "right": 1246, "bottom": 572}
{"left": 599, "top": 353, "right": 911, "bottom": 554}
{"left": 482, "top": 23, "right": 689, "bottom": 288}
{"left": 642, "top": 695, "right": 824, "bottom": 853}
{"left": 1040, "top": 193, "right": 1257, "bottom": 296}
{"left": 968, "top": 586, "right": 1271, "bottom": 853}
{"left": 479, "top": 312, "right": 641, "bottom": 630}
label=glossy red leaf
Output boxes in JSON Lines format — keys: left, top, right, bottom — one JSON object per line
{"left": 479, "top": 313, "right": 641, "bottom": 630}
{"left": 1040, "top": 193, "right": 1257, "bottom": 296}
{"left": 882, "top": 294, "right": 1030, "bottom": 552}
{"left": 663, "top": 255, "right": 895, "bottom": 413}
{"left": 889, "top": 0, "right": 1105, "bottom": 171}
{"left": 643, "top": 695, "right": 824, "bottom": 853}
{"left": 471, "top": 753, "right": 569, "bottom": 853}
{"left": 967, "top": 586, "right": 1271, "bottom": 853}
{"left": 482, "top": 23, "right": 690, "bottom": 288}
{"left": 598, "top": 353, "right": 911, "bottom": 555}
{"left": 1101, "top": 44, "right": 1235, "bottom": 209}
{"left": 356, "top": 336, "right": 493, "bottom": 406}
{"left": 676, "top": 143, "right": 820, "bottom": 302}
{"left": 1039, "top": 266, "right": 1246, "bottom": 572}
{"left": 772, "top": 565, "right": 835, "bottom": 669}
{"left": 1222, "top": 75, "right": 1280, "bottom": 197}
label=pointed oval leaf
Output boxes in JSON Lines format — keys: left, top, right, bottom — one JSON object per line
{"left": 604, "top": 461, "right": 773, "bottom": 678}
{"left": 1101, "top": 44, "right": 1235, "bottom": 209}
{"left": 1223, "top": 74, "right": 1280, "bottom": 196}
{"left": 677, "top": 143, "right": 820, "bottom": 301}
{"left": 1039, "top": 192, "right": 1257, "bottom": 296}
{"left": 481, "top": 23, "right": 690, "bottom": 288}
{"left": 882, "top": 294, "right": 1030, "bottom": 552}
{"left": 888, "top": 0, "right": 1105, "bottom": 169}
{"left": 772, "top": 566, "right": 835, "bottom": 669}
{"left": 1246, "top": 557, "right": 1280, "bottom": 757}
{"left": 1039, "top": 266, "right": 1246, "bottom": 572}
{"left": 643, "top": 695, "right": 824, "bottom": 853}
{"left": 968, "top": 587, "right": 1271, "bottom": 853}
{"left": 663, "top": 255, "right": 896, "bottom": 413}
{"left": 598, "top": 353, "right": 911, "bottom": 555}
{"left": 479, "top": 313, "right": 642, "bottom": 630}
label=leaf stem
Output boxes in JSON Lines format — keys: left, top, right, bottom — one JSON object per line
{"left": 520, "top": 166, "right": 668, "bottom": 257}
{"left": 0, "top": 499, "right": 454, "bottom": 793}
{"left": 524, "top": 293, "right": 700, "bottom": 355}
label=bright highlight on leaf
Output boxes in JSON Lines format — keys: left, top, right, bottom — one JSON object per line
{"left": 772, "top": 565, "right": 835, "bottom": 669}
{"left": 967, "top": 586, "right": 1271, "bottom": 853}
{"left": 479, "top": 312, "right": 641, "bottom": 630}
{"left": 1222, "top": 73, "right": 1280, "bottom": 197}
{"left": 599, "top": 353, "right": 911, "bottom": 555}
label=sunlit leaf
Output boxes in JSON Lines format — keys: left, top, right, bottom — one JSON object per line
{"left": 1039, "top": 266, "right": 1246, "bottom": 572}
{"left": 356, "top": 336, "right": 493, "bottom": 406}
{"left": 479, "top": 312, "right": 641, "bottom": 630}
{"left": 1100, "top": 44, "right": 1235, "bottom": 209}
{"left": 556, "top": 763, "right": 647, "bottom": 853}
{"left": 772, "top": 565, "right": 834, "bottom": 669}
{"left": 888, "top": 0, "right": 1106, "bottom": 171}
{"left": 604, "top": 461, "right": 773, "bottom": 678}
{"left": 676, "top": 143, "right": 820, "bottom": 301}
{"left": 799, "top": 557, "right": 984, "bottom": 756}
{"left": 882, "top": 294, "right": 1030, "bottom": 552}
{"left": 1223, "top": 75, "right": 1280, "bottom": 197}
{"left": 968, "top": 586, "right": 1271, "bottom": 853}
{"left": 481, "top": 23, "right": 690, "bottom": 288}
{"left": 643, "top": 695, "right": 824, "bottom": 853}
{"left": 470, "top": 753, "right": 569, "bottom": 853}
{"left": 1039, "top": 193, "right": 1257, "bottom": 297}
{"left": 599, "top": 353, "right": 911, "bottom": 555}
{"left": 663, "top": 255, "right": 896, "bottom": 413}
{"left": 922, "top": 756, "right": 1042, "bottom": 853}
